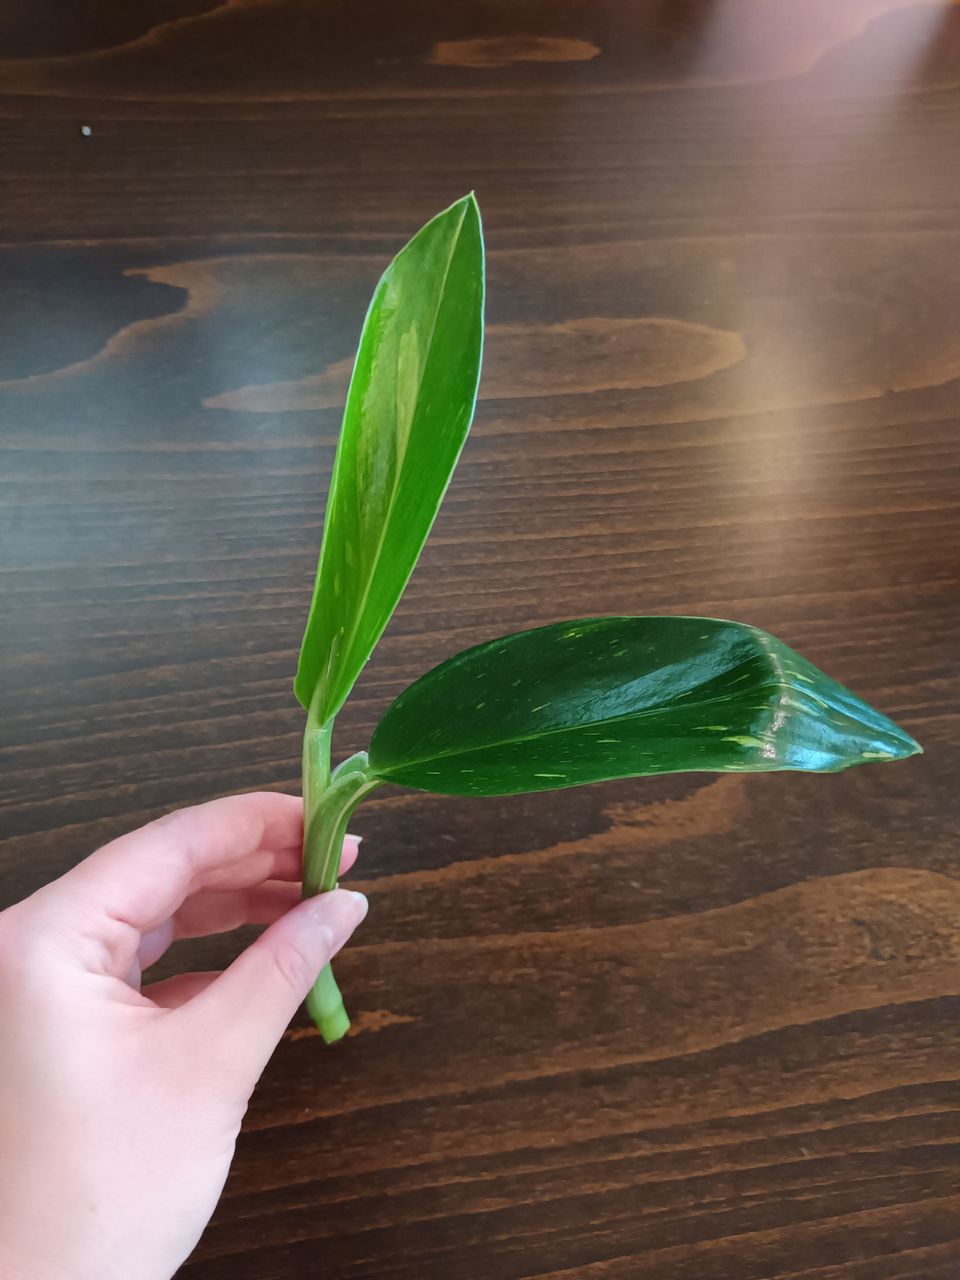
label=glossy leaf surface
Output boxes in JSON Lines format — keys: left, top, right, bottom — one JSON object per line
{"left": 295, "top": 195, "right": 485, "bottom": 718}
{"left": 369, "top": 616, "right": 921, "bottom": 796}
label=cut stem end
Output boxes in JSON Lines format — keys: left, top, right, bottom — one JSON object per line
{"left": 306, "top": 963, "right": 351, "bottom": 1043}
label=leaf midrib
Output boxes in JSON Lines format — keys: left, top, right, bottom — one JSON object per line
{"left": 374, "top": 668, "right": 776, "bottom": 774}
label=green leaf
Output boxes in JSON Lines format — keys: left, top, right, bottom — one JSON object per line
{"left": 368, "top": 616, "right": 921, "bottom": 796}
{"left": 295, "top": 194, "right": 485, "bottom": 719}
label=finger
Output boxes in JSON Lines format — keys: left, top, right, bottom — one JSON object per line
{"left": 136, "top": 837, "right": 361, "bottom": 970}
{"left": 143, "top": 971, "right": 220, "bottom": 1010}
{"left": 158, "top": 881, "right": 302, "bottom": 950}
{"left": 174, "top": 889, "right": 367, "bottom": 1083}
{"left": 180, "top": 838, "right": 359, "bottom": 937}
{"left": 199, "top": 829, "right": 359, "bottom": 891}
{"left": 136, "top": 919, "right": 174, "bottom": 972}
{"left": 35, "top": 794, "right": 304, "bottom": 972}
{"left": 337, "top": 833, "right": 360, "bottom": 878}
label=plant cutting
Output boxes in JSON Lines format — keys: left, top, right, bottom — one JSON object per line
{"left": 296, "top": 194, "right": 921, "bottom": 1042}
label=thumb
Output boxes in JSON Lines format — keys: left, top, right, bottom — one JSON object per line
{"left": 175, "top": 888, "right": 368, "bottom": 1084}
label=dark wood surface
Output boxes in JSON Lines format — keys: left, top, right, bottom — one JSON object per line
{"left": 2, "top": 3, "right": 959, "bottom": 1276}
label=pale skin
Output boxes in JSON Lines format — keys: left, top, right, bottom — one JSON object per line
{"left": 0, "top": 791, "right": 368, "bottom": 1280}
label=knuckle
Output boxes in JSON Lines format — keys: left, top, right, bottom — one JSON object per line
{"left": 269, "top": 934, "right": 320, "bottom": 993}
{"left": 0, "top": 904, "right": 53, "bottom": 1006}
{"left": 149, "top": 807, "right": 184, "bottom": 834}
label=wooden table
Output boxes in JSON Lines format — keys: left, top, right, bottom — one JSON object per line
{"left": 2, "top": 4, "right": 958, "bottom": 1276}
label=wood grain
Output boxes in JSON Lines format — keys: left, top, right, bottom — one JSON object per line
{"left": 1, "top": 2, "right": 958, "bottom": 1277}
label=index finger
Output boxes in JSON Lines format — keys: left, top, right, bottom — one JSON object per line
{"left": 53, "top": 792, "right": 304, "bottom": 935}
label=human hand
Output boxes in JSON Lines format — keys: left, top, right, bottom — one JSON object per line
{"left": 0, "top": 792, "right": 367, "bottom": 1280}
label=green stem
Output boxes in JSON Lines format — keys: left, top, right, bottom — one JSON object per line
{"left": 301, "top": 699, "right": 332, "bottom": 830}
{"left": 301, "top": 707, "right": 379, "bottom": 1043}
{"left": 305, "top": 965, "right": 350, "bottom": 1043}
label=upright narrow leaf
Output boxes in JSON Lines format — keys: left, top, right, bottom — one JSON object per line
{"left": 368, "top": 616, "right": 921, "bottom": 796}
{"left": 295, "top": 195, "right": 485, "bottom": 719}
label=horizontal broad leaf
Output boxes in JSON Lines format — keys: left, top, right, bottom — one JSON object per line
{"left": 368, "top": 616, "right": 921, "bottom": 796}
{"left": 295, "top": 194, "right": 485, "bottom": 719}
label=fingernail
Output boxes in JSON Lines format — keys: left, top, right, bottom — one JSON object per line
{"left": 346, "top": 833, "right": 363, "bottom": 847}
{"left": 348, "top": 890, "right": 369, "bottom": 921}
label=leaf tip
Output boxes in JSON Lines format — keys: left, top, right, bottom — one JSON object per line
{"left": 834, "top": 704, "right": 923, "bottom": 770}
{"left": 849, "top": 693, "right": 923, "bottom": 763}
{"left": 451, "top": 191, "right": 482, "bottom": 230}
{"left": 879, "top": 725, "right": 923, "bottom": 762}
